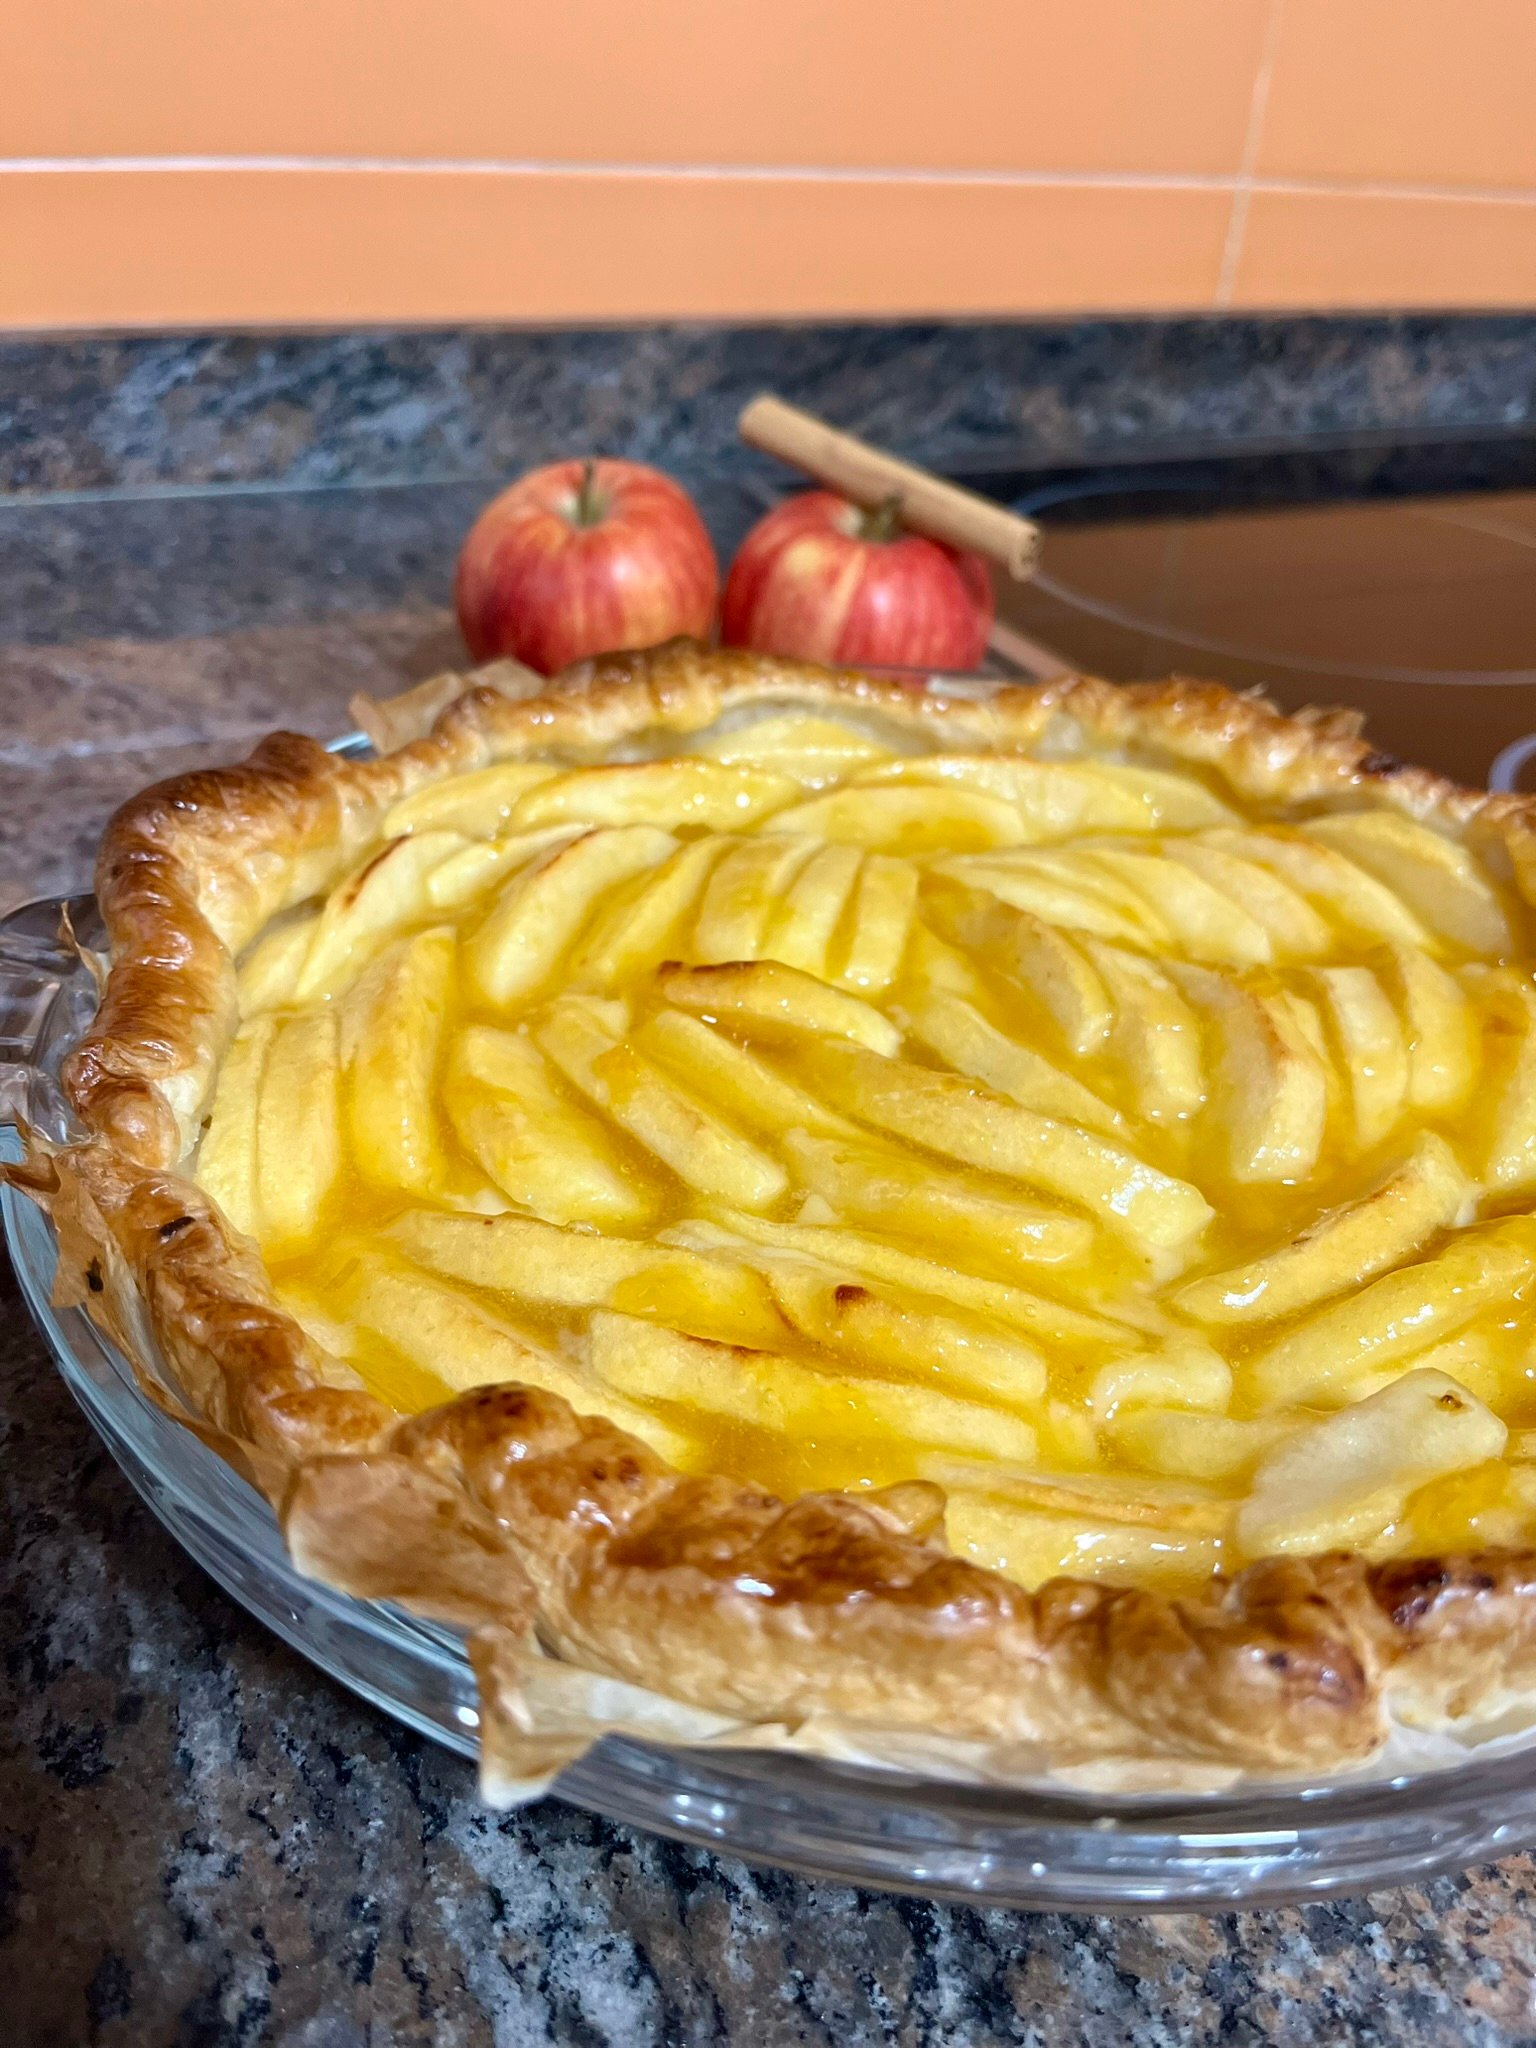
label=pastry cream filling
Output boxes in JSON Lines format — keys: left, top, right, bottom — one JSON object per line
{"left": 195, "top": 709, "right": 1536, "bottom": 1595}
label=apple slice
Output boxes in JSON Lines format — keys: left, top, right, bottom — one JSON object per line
{"left": 1088, "top": 1341, "right": 1232, "bottom": 1418}
{"left": 382, "top": 762, "right": 559, "bottom": 840}
{"left": 782, "top": 1128, "right": 1095, "bottom": 1271}
{"left": 1307, "top": 811, "right": 1514, "bottom": 955}
{"left": 637, "top": 1008, "right": 856, "bottom": 1139}
{"left": 195, "top": 1016, "right": 277, "bottom": 1234}
{"left": 768, "top": 785, "right": 1027, "bottom": 853}
{"left": 1077, "top": 939, "right": 1204, "bottom": 1126}
{"left": 901, "top": 922, "right": 989, "bottom": 1003}
{"left": 933, "top": 852, "right": 1163, "bottom": 948}
{"left": 656, "top": 958, "right": 901, "bottom": 1055}
{"left": 1173, "top": 1131, "right": 1472, "bottom": 1327}
{"left": 834, "top": 854, "right": 919, "bottom": 993}
{"left": 593, "top": 1041, "right": 788, "bottom": 1211}
{"left": 1236, "top": 1368, "right": 1507, "bottom": 1559}
{"left": 566, "top": 835, "right": 727, "bottom": 990}
{"left": 254, "top": 1005, "right": 343, "bottom": 1251}
{"left": 1308, "top": 964, "right": 1409, "bottom": 1152}
{"left": 537, "top": 998, "right": 786, "bottom": 1210}
{"left": 386, "top": 1206, "right": 648, "bottom": 1301}
{"left": 235, "top": 913, "right": 317, "bottom": 1016}
{"left": 922, "top": 886, "right": 1115, "bottom": 1057}
{"left": 1472, "top": 969, "right": 1536, "bottom": 1192}
{"left": 423, "top": 826, "right": 577, "bottom": 914}
{"left": 1086, "top": 762, "right": 1239, "bottom": 830}
{"left": 1109, "top": 1406, "right": 1297, "bottom": 1484}
{"left": 1198, "top": 828, "right": 1432, "bottom": 949}
{"left": 762, "top": 842, "right": 862, "bottom": 978}
{"left": 336, "top": 1250, "right": 694, "bottom": 1461}
{"left": 796, "top": 1040, "right": 1212, "bottom": 1253}
{"left": 1174, "top": 964, "right": 1326, "bottom": 1184}
{"left": 927, "top": 1457, "right": 1230, "bottom": 1532}
{"left": 510, "top": 758, "right": 799, "bottom": 832}
{"left": 943, "top": 1486, "right": 1223, "bottom": 1591}
{"left": 1079, "top": 847, "right": 1271, "bottom": 966}
{"left": 341, "top": 927, "right": 456, "bottom": 1195}
{"left": 467, "top": 824, "right": 675, "bottom": 1008}
{"left": 1160, "top": 840, "right": 1333, "bottom": 960}
{"left": 1383, "top": 944, "right": 1479, "bottom": 1113}
{"left": 295, "top": 830, "right": 472, "bottom": 1000}
{"left": 902, "top": 987, "right": 1123, "bottom": 1135}
{"left": 858, "top": 754, "right": 1237, "bottom": 835}
{"left": 690, "top": 709, "right": 894, "bottom": 784}
{"left": 1244, "top": 1218, "right": 1536, "bottom": 1408}
{"left": 767, "top": 1263, "right": 1048, "bottom": 1407}
{"left": 691, "top": 835, "right": 820, "bottom": 964}
{"left": 676, "top": 1210, "right": 1139, "bottom": 1352}
{"left": 444, "top": 1023, "right": 658, "bottom": 1228}
{"left": 857, "top": 753, "right": 1154, "bottom": 837}
{"left": 384, "top": 1207, "right": 790, "bottom": 1347}
{"left": 587, "top": 1310, "right": 1039, "bottom": 1467}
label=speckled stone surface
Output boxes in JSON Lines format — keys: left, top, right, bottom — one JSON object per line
{"left": 4, "top": 314, "right": 1536, "bottom": 500}
{"left": 8, "top": 318, "right": 1536, "bottom": 2043}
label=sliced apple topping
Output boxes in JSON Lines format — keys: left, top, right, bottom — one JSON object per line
{"left": 689, "top": 709, "right": 896, "bottom": 783}
{"left": 690, "top": 835, "right": 819, "bottom": 964}
{"left": 834, "top": 854, "right": 918, "bottom": 993}
{"left": 1470, "top": 969, "right": 1536, "bottom": 1192}
{"left": 1173, "top": 1133, "right": 1472, "bottom": 1328}
{"left": 443, "top": 1023, "right": 658, "bottom": 1228}
{"left": 295, "top": 830, "right": 474, "bottom": 1000}
{"left": 1198, "top": 827, "right": 1434, "bottom": 950}
{"left": 253, "top": 1006, "right": 343, "bottom": 1252}
{"left": 770, "top": 784, "right": 1027, "bottom": 853}
{"left": 193, "top": 703, "right": 1536, "bottom": 1597}
{"left": 566, "top": 836, "right": 728, "bottom": 989}
{"left": 1243, "top": 1219, "right": 1536, "bottom": 1409}
{"left": 1078, "top": 847, "right": 1272, "bottom": 966}
{"left": 901, "top": 986, "right": 1124, "bottom": 1136}
{"left": 196, "top": 1016, "right": 277, "bottom": 1235}
{"left": 656, "top": 957, "right": 901, "bottom": 1055}
{"left": 1307, "top": 810, "right": 1515, "bottom": 956}
{"left": 382, "top": 761, "right": 559, "bottom": 840}
{"left": 1173, "top": 965, "right": 1327, "bottom": 1184}
{"left": 781, "top": 1129, "right": 1095, "bottom": 1272}
{"left": 796, "top": 1040, "right": 1212, "bottom": 1254}
{"left": 762, "top": 842, "right": 862, "bottom": 977}
{"left": 510, "top": 758, "right": 800, "bottom": 832}
{"left": 1307, "top": 964, "right": 1410, "bottom": 1152}
{"left": 341, "top": 927, "right": 456, "bottom": 1195}
{"left": 467, "top": 824, "right": 676, "bottom": 1007}
{"left": 1236, "top": 1369, "right": 1507, "bottom": 1558}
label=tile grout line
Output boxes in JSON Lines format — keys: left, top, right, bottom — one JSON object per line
{"left": 1, "top": 154, "right": 1536, "bottom": 208}
{"left": 1216, "top": 0, "right": 1286, "bottom": 310}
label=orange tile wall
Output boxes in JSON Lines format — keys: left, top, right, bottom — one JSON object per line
{"left": 2, "top": 0, "right": 1534, "bottom": 329}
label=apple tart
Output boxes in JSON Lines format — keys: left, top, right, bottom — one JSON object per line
{"left": 24, "top": 639, "right": 1536, "bottom": 1794}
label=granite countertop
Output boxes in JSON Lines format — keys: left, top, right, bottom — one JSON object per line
{"left": 7, "top": 414, "right": 1536, "bottom": 2043}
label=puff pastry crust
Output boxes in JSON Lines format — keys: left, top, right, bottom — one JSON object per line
{"left": 22, "top": 638, "right": 1536, "bottom": 1789}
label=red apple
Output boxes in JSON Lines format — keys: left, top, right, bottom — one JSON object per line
{"left": 721, "top": 490, "right": 994, "bottom": 670}
{"left": 455, "top": 458, "right": 719, "bottom": 674}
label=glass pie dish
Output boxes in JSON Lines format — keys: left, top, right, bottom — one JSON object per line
{"left": 7, "top": 853, "right": 1536, "bottom": 1913}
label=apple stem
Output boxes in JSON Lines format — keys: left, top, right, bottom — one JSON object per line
{"left": 859, "top": 492, "right": 905, "bottom": 544}
{"left": 574, "top": 459, "right": 603, "bottom": 528}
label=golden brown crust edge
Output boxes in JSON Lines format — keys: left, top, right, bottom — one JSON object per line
{"left": 23, "top": 638, "right": 1536, "bottom": 1789}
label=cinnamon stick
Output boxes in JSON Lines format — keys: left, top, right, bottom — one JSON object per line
{"left": 739, "top": 394, "right": 1041, "bottom": 580}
